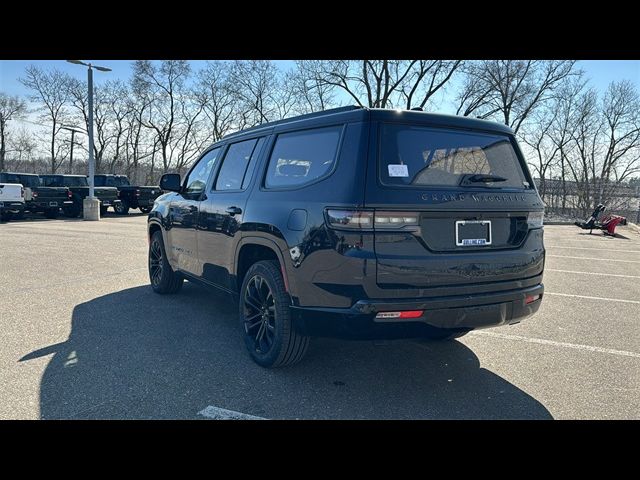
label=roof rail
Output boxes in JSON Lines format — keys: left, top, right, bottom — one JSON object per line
{"left": 223, "top": 105, "right": 364, "bottom": 140}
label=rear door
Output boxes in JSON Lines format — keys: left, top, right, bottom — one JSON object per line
{"left": 366, "top": 121, "right": 545, "bottom": 290}
{"left": 197, "top": 137, "right": 267, "bottom": 288}
{"left": 167, "top": 147, "right": 222, "bottom": 274}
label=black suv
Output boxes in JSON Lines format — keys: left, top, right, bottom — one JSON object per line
{"left": 94, "top": 174, "right": 162, "bottom": 214}
{"left": 148, "top": 106, "right": 545, "bottom": 368}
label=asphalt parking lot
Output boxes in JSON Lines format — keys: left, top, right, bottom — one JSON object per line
{"left": 1, "top": 213, "right": 639, "bottom": 419}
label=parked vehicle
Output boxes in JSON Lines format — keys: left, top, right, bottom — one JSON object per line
{"left": 147, "top": 106, "right": 545, "bottom": 367}
{"left": 94, "top": 174, "right": 162, "bottom": 214}
{"left": 0, "top": 181, "right": 24, "bottom": 222}
{"left": 0, "top": 172, "right": 72, "bottom": 219}
{"left": 39, "top": 175, "right": 120, "bottom": 217}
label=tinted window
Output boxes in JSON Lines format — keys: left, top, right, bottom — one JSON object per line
{"left": 242, "top": 137, "right": 266, "bottom": 190}
{"left": 264, "top": 126, "right": 342, "bottom": 189}
{"left": 379, "top": 124, "right": 529, "bottom": 189}
{"left": 1, "top": 173, "right": 21, "bottom": 184}
{"left": 215, "top": 139, "right": 258, "bottom": 191}
{"left": 16, "top": 175, "right": 41, "bottom": 187}
{"left": 42, "top": 176, "right": 87, "bottom": 187}
{"left": 183, "top": 147, "right": 221, "bottom": 197}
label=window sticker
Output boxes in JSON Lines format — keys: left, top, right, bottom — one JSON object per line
{"left": 388, "top": 164, "right": 409, "bottom": 177}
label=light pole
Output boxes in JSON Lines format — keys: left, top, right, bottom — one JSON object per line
{"left": 60, "top": 125, "right": 83, "bottom": 174}
{"left": 66, "top": 60, "right": 111, "bottom": 220}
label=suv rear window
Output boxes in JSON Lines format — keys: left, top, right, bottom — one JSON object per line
{"left": 379, "top": 124, "right": 530, "bottom": 189}
{"left": 264, "top": 126, "right": 342, "bottom": 189}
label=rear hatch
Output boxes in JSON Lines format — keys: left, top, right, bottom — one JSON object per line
{"left": 95, "top": 187, "right": 119, "bottom": 202}
{"left": 367, "top": 120, "right": 544, "bottom": 290}
{"left": 31, "top": 187, "right": 69, "bottom": 205}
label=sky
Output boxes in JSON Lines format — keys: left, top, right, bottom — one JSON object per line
{"left": 1, "top": 59, "right": 638, "bottom": 142}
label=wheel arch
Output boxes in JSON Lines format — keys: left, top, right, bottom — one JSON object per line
{"left": 235, "top": 237, "right": 289, "bottom": 295}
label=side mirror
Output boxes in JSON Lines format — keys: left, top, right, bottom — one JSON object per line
{"left": 160, "top": 173, "right": 182, "bottom": 192}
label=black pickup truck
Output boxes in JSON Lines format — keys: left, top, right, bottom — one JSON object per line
{"left": 0, "top": 172, "right": 73, "bottom": 218}
{"left": 94, "top": 174, "right": 162, "bottom": 214}
{"left": 40, "top": 174, "right": 120, "bottom": 217}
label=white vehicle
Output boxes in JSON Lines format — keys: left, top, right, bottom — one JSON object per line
{"left": 0, "top": 182, "right": 25, "bottom": 222}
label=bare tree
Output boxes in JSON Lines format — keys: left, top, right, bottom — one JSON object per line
{"left": 289, "top": 61, "right": 337, "bottom": 113}
{"left": 597, "top": 80, "right": 640, "bottom": 202}
{"left": 19, "top": 66, "right": 70, "bottom": 173}
{"left": 455, "top": 60, "right": 578, "bottom": 134}
{"left": 67, "top": 75, "right": 113, "bottom": 172}
{"left": 196, "top": 61, "right": 240, "bottom": 141}
{"left": 132, "top": 60, "right": 191, "bottom": 173}
{"left": 295, "top": 60, "right": 461, "bottom": 109}
{"left": 229, "top": 60, "right": 281, "bottom": 126}
{"left": 0, "top": 92, "right": 27, "bottom": 171}
{"left": 104, "top": 80, "right": 133, "bottom": 173}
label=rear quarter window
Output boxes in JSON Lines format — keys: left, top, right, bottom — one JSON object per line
{"left": 379, "top": 124, "right": 530, "bottom": 189}
{"left": 264, "top": 125, "right": 343, "bottom": 189}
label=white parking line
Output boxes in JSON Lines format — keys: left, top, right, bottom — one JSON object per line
{"left": 546, "top": 245, "right": 640, "bottom": 254}
{"left": 546, "top": 269, "right": 640, "bottom": 279}
{"left": 546, "top": 255, "right": 640, "bottom": 264}
{"left": 469, "top": 331, "right": 640, "bottom": 359}
{"left": 545, "top": 292, "right": 640, "bottom": 304}
{"left": 198, "top": 406, "right": 266, "bottom": 420}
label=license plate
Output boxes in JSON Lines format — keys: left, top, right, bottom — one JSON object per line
{"left": 456, "top": 220, "right": 491, "bottom": 246}
{"left": 49, "top": 201, "right": 58, "bottom": 207}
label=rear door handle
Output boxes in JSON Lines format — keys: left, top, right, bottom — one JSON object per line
{"left": 226, "top": 206, "right": 242, "bottom": 216}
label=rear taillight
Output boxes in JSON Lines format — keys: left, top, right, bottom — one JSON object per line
{"left": 374, "top": 211, "right": 419, "bottom": 228}
{"left": 21, "top": 187, "right": 25, "bottom": 198}
{"left": 325, "top": 209, "right": 373, "bottom": 229}
{"left": 525, "top": 294, "right": 541, "bottom": 304}
{"left": 527, "top": 211, "right": 544, "bottom": 229}
{"left": 325, "top": 209, "right": 419, "bottom": 230}
{"left": 67, "top": 190, "right": 72, "bottom": 199}
{"left": 376, "top": 310, "right": 424, "bottom": 319}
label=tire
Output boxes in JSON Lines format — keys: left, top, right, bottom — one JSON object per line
{"left": 140, "top": 206, "right": 152, "bottom": 214}
{"left": 0, "top": 211, "right": 11, "bottom": 222}
{"left": 64, "top": 204, "right": 81, "bottom": 218}
{"left": 100, "top": 206, "right": 109, "bottom": 216}
{"left": 149, "top": 230, "right": 184, "bottom": 294}
{"left": 240, "top": 260, "right": 309, "bottom": 368}
{"left": 115, "top": 200, "right": 129, "bottom": 215}
{"left": 44, "top": 208, "right": 59, "bottom": 219}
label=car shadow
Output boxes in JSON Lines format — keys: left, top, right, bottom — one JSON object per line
{"left": 21, "top": 283, "right": 553, "bottom": 420}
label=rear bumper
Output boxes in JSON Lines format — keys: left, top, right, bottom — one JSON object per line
{"left": 290, "top": 283, "right": 543, "bottom": 339}
{"left": 0, "top": 202, "right": 25, "bottom": 213}
{"left": 27, "top": 200, "right": 73, "bottom": 209}
{"left": 99, "top": 199, "right": 121, "bottom": 206}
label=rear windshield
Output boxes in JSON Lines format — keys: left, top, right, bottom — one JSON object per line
{"left": 0, "top": 173, "right": 40, "bottom": 187}
{"left": 379, "top": 124, "right": 530, "bottom": 189}
{"left": 95, "top": 176, "right": 126, "bottom": 187}
{"left": 17, "top": 175, "right": 42, "bottom": 188}
{"left": 42, "top": 176, "right": 88, "bottom": 187}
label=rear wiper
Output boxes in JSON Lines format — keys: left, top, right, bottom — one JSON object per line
{"left": 459, "top": 174, "right": 507, "bottom": 186}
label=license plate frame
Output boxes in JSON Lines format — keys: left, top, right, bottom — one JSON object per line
{"left": 455, "top": 220, "right": 492, "bottom": 247}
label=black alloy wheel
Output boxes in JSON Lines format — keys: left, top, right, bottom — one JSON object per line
{"left": 243, "top": 274, "right": 277, "bottom": 355}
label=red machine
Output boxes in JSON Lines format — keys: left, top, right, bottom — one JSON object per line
{"left": 574, "top": 204, "right": 627, "bottom": 236}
